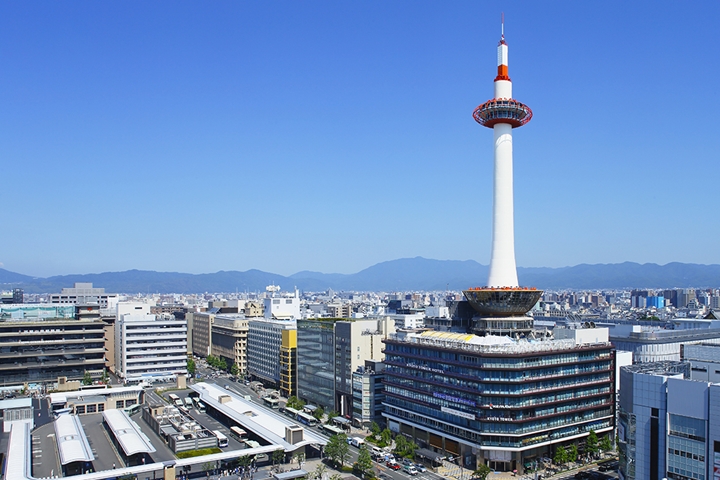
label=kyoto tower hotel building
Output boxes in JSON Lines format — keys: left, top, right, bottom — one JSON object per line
{"left": 381, "top": 22, "right": 615, "bottom": 474}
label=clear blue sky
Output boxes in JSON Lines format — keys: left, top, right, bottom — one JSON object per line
{"left": 2, "top": 2, "right": 719, "bottom": 278}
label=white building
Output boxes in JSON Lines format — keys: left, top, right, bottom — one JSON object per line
{"left": 115, "top": 306, "right": 187, "bottom": 383}
{"left": 50, "top": 282, "right": 119, "bottom": 309}
{"left": 264, "top": 289, "right": 301, "bottom": 320}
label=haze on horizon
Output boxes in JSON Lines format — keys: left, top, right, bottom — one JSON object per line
{"left": 2, "top": 2, "right": 719, "bottom": 278}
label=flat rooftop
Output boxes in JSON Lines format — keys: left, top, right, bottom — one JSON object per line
{"left": 190, "top": 383, "right": 326, "bottom": 451}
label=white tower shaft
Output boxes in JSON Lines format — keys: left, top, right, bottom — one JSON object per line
{"left": 487, "top": 122, "right": 518, "bottom": 287}
{"left": 487, "top": 39, "right": 518, "bottom": 288}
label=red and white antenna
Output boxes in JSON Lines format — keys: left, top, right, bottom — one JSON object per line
{"left": 501, "top": 12, "right": 505, "bottom": 40}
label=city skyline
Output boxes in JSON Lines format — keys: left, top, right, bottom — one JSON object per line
{"left": 2, "top": 2, "right": 719, "bottom": 278}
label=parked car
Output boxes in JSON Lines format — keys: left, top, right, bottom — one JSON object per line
{"left": 386, "top": 461, "right": 401, "bottom": 470}
{"left": 414, "top": 464, "right": 427, "bottom": 473}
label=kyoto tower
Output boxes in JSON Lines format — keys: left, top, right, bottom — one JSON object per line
{"left": 463, "top": 17, "right": 542, "bottom": 337}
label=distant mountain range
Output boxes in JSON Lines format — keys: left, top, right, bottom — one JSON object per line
{"left": 1, "top": 258, "right": 720, "bottom": 294}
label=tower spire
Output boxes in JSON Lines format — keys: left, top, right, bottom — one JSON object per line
{"left": 501, "top": 12, "right": 504, "bottom": 40}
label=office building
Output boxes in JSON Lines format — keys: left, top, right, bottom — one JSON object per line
{"left": 247, "top": 318, "right": 296, "bottom": 388}
{"left": 50, "top": 282, "right": 118, "bottom": 309}
{"left": 297, "top": 317, "right": 395, "bottom": 413}
{"left": 115, "top": 311, "right": 187, "bottom": 383}
{"left": 382, "top": 329, "right": 615, "bottom": 474}
{"left": 352, "top": 360, "right": 386, "bottom": 430}
{"left": 264, "top": 289, "right": 301, "bottom": 320}
{"left": 618, "top": 361, "right": 720, "bottom": 480}
{"left": 211, "top": 314, "right": 249, "bottom": 374}
{"left": 0, "top": 312, "right": 106, "bottom": 385}
{"left": 190, "top": 311, "right": 215, "bottom": 357}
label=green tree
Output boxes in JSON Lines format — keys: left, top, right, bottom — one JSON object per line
{"left": 600, "top": 435, "right": 613, "bottom": 453}
{"left": 218, "top": 357, "right": 228, "bottom": 371}
{"left": 313, "top": 406, "right": 325, "bottom": 421}
{"left": 568, "top": 444, "right": 578, "bottom": 463}
{"left": 324, "top": 434, "right": 349, "bottom": 467}
{"left": 272, "top": 449, "right": 285, "bottom": 466}
{"left": 187, "top": 358, "right": 196, "bottom": 375}
{"left": 101, "top": 368, "right": 110, "bottom": 384}
{"left": 380, "top": 428, "right": 392, "bottom": 447}
{"left": 206, "top": 355, "right": 217, "bottom": 368}
{"left": 554, "top": 446, "right": 568, "bottom": 466}
{"left": 471, "top": 465, "right": 492, "bottom": 480}
{"left": 370, "top": 422, "right": 381, "bottom": 437}
{"left": 312, "top": 463, "right": 327, "bottom": 480}
{"left": 356, "top": 445, "right": 373, "bottom": 478}
{"left": 82, "top": 371, "right": 93, "bottom": 386}
{"left": 237, "top": 455, "right": 252, "bottom": 468}
{"left": 394, "top": 435, "right": 408, "bottom": 456}
{"left": 586, "top": 430, "right": 599, "bottom": 457}
{"left": 231, "top": 363, "right": 240, "bottom": 376}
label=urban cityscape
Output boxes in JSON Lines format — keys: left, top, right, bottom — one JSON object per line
{"left": 2, "top": 4, "right": 720, "bottom": 480}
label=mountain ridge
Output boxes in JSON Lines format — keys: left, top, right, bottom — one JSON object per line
{"left": 1, "top": 258, "right": 719, "bottom": 294}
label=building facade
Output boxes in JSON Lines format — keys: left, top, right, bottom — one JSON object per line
{"left": 382, "top": 330, "right": 615, "bottom": 474}
{"left": 352, "top": 360, "right": 386, "bottom": 429}
{"left": 191, "top": 311, "right": 215, "bottom": 358}
{"left": 248, "top": 319, "right": 296, "bottom": 387}
{"left": 618, "top": 361, "right": 720, "bottom": 480}
{"left": 279, "top": 329, "right": 297, "bottom": 398}
{"left": 115, "top": 313, "right": 187, "bottom": 383}
{"left": 297, "top": 319, "right": 336, "bottom": 409}
{"left": 50, "top": 282, "right": 118, "bottom": 310}
{"left": 0, "top": 315, "right": 106, "bottom": 385}
{"left": 211, "top": 314, "right": 249, "bottom": 374}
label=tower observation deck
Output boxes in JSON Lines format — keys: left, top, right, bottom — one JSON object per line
{"left": 463, "top": 18, "right": 543, "bottom": 336}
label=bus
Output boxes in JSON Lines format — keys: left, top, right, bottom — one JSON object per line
{"left": 321, "top": 424, "right": 344, "bottom": 436}
{"left": 196, "top": 401, "right": 206, "bottom": 413}
{"left": 168, "top": 393, "right": 183, "bottom": 408}
{"left": 184, "top": 397, "right": 194, "bottom": 409}
{"left": 296, "top": 411, "right": 318, "bottom": 427}
{"left": 213, "top": 430, "right": 229, "bottom": 448}
{"left": 124, "top": 404, "right": 142, "bottom": 415}
{"left": 230, "top": 426, "right": 247, "bottom": 440}
{"left": 284, "top": 407, "right": 300, "bottom": 419}
{"left": 263, "top": 397, "right": 279, "bottom": 409}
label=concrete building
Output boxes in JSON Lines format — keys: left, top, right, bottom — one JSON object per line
{"left": 0, "top": 398, "right": 33, "bottom": 433}
{"left": 211, "top": 314, "right": 249, "bottom": 374}
{"left": 50, "top": 282, "right": 119, "bottom": 310}
{"left": 0, "top": 313, "right": 106, "bottom": 385}
{"left": 49, "top": 385, "right": 144, "bottom": 414}
{"left": 247, "top": 319, "right": 296, "bottom": 388}
{"left": 682, "top": 343, "right": 720, "bottom": 383}
{"left": 610, "top": 324, "right": 720, "bottom": 363}
{"left": 264, "top": 290, "right": 301, "bottom": 320}
{"left": 618, "top": 361, "right": 720, "bottom": 480}
{"left": 351, "top": 360, "right": 386, "bottom": 429}
{"left": 191, "top": 311, "right": 215, "bottom": 357}
{"left": 382, "top": 329, "right": 615, "bottom": 474}
{"left": 297, "top": 317, "right": 395, "bottom": 413}
{"left": 115, "top": 310, "right": 187, "bottom": 383}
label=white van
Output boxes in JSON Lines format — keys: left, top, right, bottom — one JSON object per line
{"left": 350, "top": 437, "right": 365, "bottom": 448}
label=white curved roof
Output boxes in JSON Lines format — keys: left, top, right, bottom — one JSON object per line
{"left": 102, "top": 409, "right": 156, "bottom": 456}
{"left": 54, "top": 415, "right": 95, "bottom": 465}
